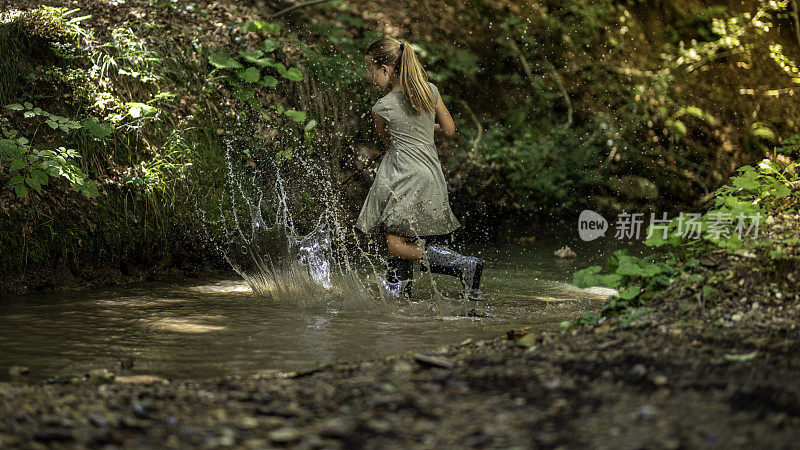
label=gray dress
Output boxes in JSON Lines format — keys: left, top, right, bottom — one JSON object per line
{"left": 356, "top": 82, "right": 461, "bottom": 237}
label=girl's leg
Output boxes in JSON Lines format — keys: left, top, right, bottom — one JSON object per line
{"left": 386, "top": 233, "right": 423, "bottom": 260}
{"left": 382, "top": 233, "right": 417, "bottom": 298}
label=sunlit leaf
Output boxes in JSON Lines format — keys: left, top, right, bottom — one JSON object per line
{"left": 127, "top": 102, "right": 157, "bottom": 118}
{"left": 259, "top": 38, "right": 281, "bottom": 53}
{"left": 237, "top": 67, "right": 261, "bottom": 83}
{"left": 208, "top": 52, "right": 243, "bottom": 69}
{"left": 82, "top": 118, "right": 114, "bottom": 138}
{"left": 618, "top": 286, "right": 641, "bottom": 300}
{"left": 259, "top": 76, "right": 278, "bottom": 87}
{"left": 284, "top": 110, "right": 306, "bottom": 122}
{"left": 282, "top": 67, "right": 303, "bottom": 81}
{"left": 239, "top": 49, "right": 264, "bottom": 60}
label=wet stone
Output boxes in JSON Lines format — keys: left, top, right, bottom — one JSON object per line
{"left": 268, "top": 427, "right": 302, "bottom": 443}
{"left": 413, "top": 353, "right": 455, "bottom": 369}
{"left": 316, "top": 418, "right": 354, "bottom": 438}
{"left": 8, "top": 366, "right": 29, "bottom": 377}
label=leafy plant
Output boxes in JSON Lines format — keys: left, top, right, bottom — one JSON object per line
{"left": 573, "top": 249, "right": 676, "bottom": 310}
{"left": 5, "top": 102, "right": 82, "bottom": 132}
{"left": 0, "top": 127, "right": 98, "bottom": 198}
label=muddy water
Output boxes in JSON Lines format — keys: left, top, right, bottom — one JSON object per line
{"left": 0, "top": 234, "right": 653, "bottom": 382}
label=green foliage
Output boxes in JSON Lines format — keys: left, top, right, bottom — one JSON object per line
{"left": 574, "top": 311, "right": 601, "bottom": 327}
{"left": 573, "top": 249, "right": 675, "bottom": 310}
{"left": 645, "top": 140, "right": 797, "bottom": 252}
{"left": 1, "top": 102, "right": 114, "bottom": 198}
{"left": 206, "top": 21, "right": 310, "bottom": 133}
{"left": 574, "top": 137, "right": 798, "bottom": 326}
{"left": 0, "top": 126, "right": 97, "bottom": 198}
{"left": 208, "top": 52, "right": 243, "bottom": 69}
{"left": 6, "top": 102, "right": 82, "bottom": 131}
{"left": 480, "top": 121, "right": 603, "bottom": 214}
{"left": 207, "top": 23, "right": 304, "bottom": 92}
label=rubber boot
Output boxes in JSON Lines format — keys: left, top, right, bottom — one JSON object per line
{"left": 420, "top": 245, "right": 483, "bottom": 300}
{"left": 381, "top": 258, "right": 413, "bottom": 298}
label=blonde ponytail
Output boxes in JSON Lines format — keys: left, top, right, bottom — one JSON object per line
{"left": 366, "top": 37, "right": 436, "bottom": 114}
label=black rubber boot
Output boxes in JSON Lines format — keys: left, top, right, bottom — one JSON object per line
{"left": 420, "top": 245, "right": 483, "bottom": 300}
{"left": 382, "top": 258, "right": 413, "bottom": 298}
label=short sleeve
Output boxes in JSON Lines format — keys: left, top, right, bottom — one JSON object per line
{"left": 372, "top": 98, "right": 390, "bottom": 122}
{"left": 428, "top": 82, "right": 440, "bottom": 105}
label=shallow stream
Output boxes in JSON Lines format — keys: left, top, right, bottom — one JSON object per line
{"left": 0, "top": 233, "right": 652, "bottom": 382}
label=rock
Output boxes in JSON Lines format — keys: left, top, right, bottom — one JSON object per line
{"left": 630, "top": 364, "right": 648, "bottom": 377}
{"left": 316, "top": 418, "right": 353, "bottom": 438}
{"left": 413, "top": 354, "right": 454, "bottom": 369}
{"left": 731, "top": 313, "right": 743, "bottom": 322}
{"left": 507, "top": 326, "right": 531, "bottom": 340}
{"left": 516, "top": 333, "right": 538, "bottom": 348}
{"left": 365, "top": 419, "right": 392, "bottom": 433}
{"left": 651, "top": 375, "right": 668, "bottom": 386}
{"left": 593, "top": 324, "right": 611, "bottom": 334}
{"left": 268, "top": 427, "right": 302, "bottom": 443}
{"left": 8, "top": 366, "right": 29, "bottom": 376}
{"left": 89, "top": 413, "right": 110, "bottom": 428}
{"left": 392, "top": 361, "right": 414, "bottom": 374}
{"left": 636, "top": 404, "right": 656, "bottom": 420}
{"left": 88, "top": 369, "right": 115, "bottom": 385}
{"left": 554, "top": 245, "right": 577, "bottom": 258}
{"left": 131, "top": 401, "right": 155, "bottom": 419}
{"left": 244, "top": 438, "right": 268, "bottom": 449}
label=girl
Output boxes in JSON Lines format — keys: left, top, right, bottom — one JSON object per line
{"left": 356, "top": 37, "right": 484, "bottom": 300}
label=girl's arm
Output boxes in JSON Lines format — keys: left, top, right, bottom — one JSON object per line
{"left": 373, "top": 112, "right": 391, "bottom": 148}
{"left": 434, "top": 95, "right": 455, "bottom": 137}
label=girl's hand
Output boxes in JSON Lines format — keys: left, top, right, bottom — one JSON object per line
{"left": 434, "top": 123, "right": 443, "bottom": 134}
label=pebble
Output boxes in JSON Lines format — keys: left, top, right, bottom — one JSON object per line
{"left": 636, "top": 404, "right": 656, "bottom": 420}
{"left": 652, "top": 375, "right": 668, "bottom": 386}
{"left": 268, "top": 427, "right": 302, "bottom": 443}
{"left": 630, "top": 364, "right": 648, "bottom": 377}
{"left": 316, "top": 418, "right": 353, "bottom": 437}
{"left": 8, "top": 366, "right": 29, "bottom": 376}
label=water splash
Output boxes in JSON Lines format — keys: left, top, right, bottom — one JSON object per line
{"left": 196, "top": 136, "right": 482, "bottom": 314}
{"left": 214, "top": 138, "right": 384, "bottom": 309}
